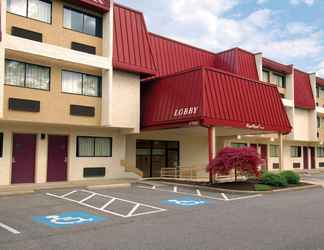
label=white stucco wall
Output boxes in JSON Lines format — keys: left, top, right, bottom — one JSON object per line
{"left": 294, "top": 108, "right": 317, "bottom": 141}
{"left": 110, "top": 70, "right": 140, "bottom": 131}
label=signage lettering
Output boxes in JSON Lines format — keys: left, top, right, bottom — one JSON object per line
{"left": 174, "top": 106, "right": 199, "bottom": 117}
{"left": 246, "top": 123, "right": 265, "bottom": 130}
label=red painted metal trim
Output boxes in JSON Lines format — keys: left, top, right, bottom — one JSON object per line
{"left": 77, "top": 0, "right": 109, "bottom": 12}
{"left": 262, "top": 57, "right": 293, "bottom": 75}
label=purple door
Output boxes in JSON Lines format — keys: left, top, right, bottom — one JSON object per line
{"left": 47, "top": 135, "right": 68, "bottom": 182}
{"left": 260, "top": 144, "right": 268, "bottom": 171}
{"left": 303, "top": 147, "right": 309, "bottom": 169}
{"left": 11, "top": 134, "right": 36, "bottom": 184}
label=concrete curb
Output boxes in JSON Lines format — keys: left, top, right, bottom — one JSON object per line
{"left": 87, "top": 183, "right": 131, "bottom": 190}
{"left": 134, "top": 179, "right": 321, "bottom": 194}
{"left": 0, "top": 190, "right": 35, "bottom": 197}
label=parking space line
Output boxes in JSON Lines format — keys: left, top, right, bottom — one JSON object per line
{"left": 227, "top": 194, "right": 263, "bottom": 201}
{"left": 0, "top": 222, "right": 20, "bottom": 235}
{"left": 221, "top": 193, "right": 229, "bottom": 201}
{"left": 47, "top": 189, "right": 166, "bottom": 218}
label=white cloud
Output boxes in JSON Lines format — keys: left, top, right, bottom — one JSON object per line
{"left": 290, "top": 0, "right": 316, "bottom": 6}
{"left": 256, "top": 0, "right": 269, "bottom": 4}
{"left": 286, "top": 22, "right": 315, "bottom": 35}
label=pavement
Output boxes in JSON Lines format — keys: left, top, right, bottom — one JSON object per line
{"left": 1, "top": 181, "right": 324, "bottom": 250}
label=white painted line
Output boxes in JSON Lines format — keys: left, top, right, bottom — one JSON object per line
{"left": 100, "top": 198, "right": 116, "bottom": 210}
{"left": 173, "top": 186, "right": 178, "bottom": 193}
{"left": 228, "top": 194, "right": 263, "bottom": 201}
{"left": 61, "top": 190, "right": 77, "bottom": 198}
{"left": 47, "top": 190, "right": 166, "bottom": 218}
{"left": 0, "top": 223, "right": 20, "bottom": 235}
{"left": 127, "top": 203, "right": 140, "bottom": 217}
{"left": 221, "top": 193, "right": 229, "bottom": 201}
{"left": 79, "top": 193, "right": 97, "bottom": 203}
{"left": 196, "top": 189, "right": 202, "bottom": 196}
{"left": 136, "top": 186, "right": 224, "bottom": 201}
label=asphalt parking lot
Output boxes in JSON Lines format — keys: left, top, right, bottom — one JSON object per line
{"left": 1, "top": 182, "right": 324, "bottom": 250}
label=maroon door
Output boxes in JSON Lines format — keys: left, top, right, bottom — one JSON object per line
{"left": 260, "top": 144, "right": 268, "bottom": 171}
{"left": 47, "top": 135, "right": 68, "bottom": 182}
{"left": 303, "top": 147, "right": 309, "bottom": 169}
{"left": 11, "top": 134, "right": 36, "bottom": 184}
{"left": 310, "top": 147, "right": 315, "bottom": 169}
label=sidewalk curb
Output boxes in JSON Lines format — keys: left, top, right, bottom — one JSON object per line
{"left": 134, "top": 179, "right": 321, "bottom": 194}
{"left": 0, "top": 190, "right": 35, "bottom": 197}
{"left": 87, "top": 183, "right": 131, "bottom": 190}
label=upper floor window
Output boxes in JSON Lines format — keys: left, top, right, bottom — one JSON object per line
{"left": 63, "top": 7, "right": 102, "bottom": 37}
{"left": 262, "top": 70, "right": 270, "bottom": 82}
{"left": 7, "top": 0, "right": 52, "bottom": 23}
{"left": 62, "top": 70, "right": 101, "bottom": 97}
{"left": 290, "top": 146, "right": 301, "bottom": 158}
{"left": 318, "top": 86, "right": 324, "bottom": 99}
{"left": 5, "top": 59, "right": 50, "bottom": 90}
{"left": 273, "top": 73, "right": 286, "bottom": 89}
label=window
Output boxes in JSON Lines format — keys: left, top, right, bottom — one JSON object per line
{"left": 231, "top": 143, "right": 247, "bottom": 148}
{"left": 62, "top": 70, "right": 101, "bottom": 97}
{"left": 77, "top": 137, "right": 112, "bottom": 157}
{"left": 317, "top": 147, "right": 324, "bottom": 158}
{"left": 5, "top": 60, "right": 50, "bottom": 90}
{"left": 63, "top": 7, "right": 102, "bottom": 37}
{"left": 273, "top": 73, "right": 286, "bottom": 88}
{"left": 291, "top": 146, "right": 301, "bottom": 158}
{"left": 270, "top": 145, "right": 279, "bottom": 157}
{"left": 262, "top": 70, "right": 270, "bottom": 82}
{"left": 319, "top": 87, "right": 324, "bottom": 99}
{"left": 7, "top": 0, "right": 52, "bottom": 23}
{"left": 0, "top": 133, "right": 3, "bottom": 158}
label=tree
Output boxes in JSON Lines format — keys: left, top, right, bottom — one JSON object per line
{"left": 207, "top": 147, "right": 264, "bottom": 183}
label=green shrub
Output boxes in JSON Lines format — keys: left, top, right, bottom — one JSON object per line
{"left": 254, "top": 184, "right": 272, "bottom": 191}
{"left": 280, "top": 170, "right": 300, "bottom": 184}
{"left": 261, "top": 172, "right": 288, "bottom": 187}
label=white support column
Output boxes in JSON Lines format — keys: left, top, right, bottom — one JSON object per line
{"left": 0, "top": 0, "right": 7, "bottom": 118}
{"left": 101, "top": 0, "right": 114, "bottom": 126}
{"left": 279, "top": 133, "right": 284, "bottom": 170}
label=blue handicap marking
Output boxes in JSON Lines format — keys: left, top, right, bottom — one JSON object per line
{"left": 33, "top": 211, "right": 106, "bottom": 228}
{"left": 161, "top": 196, "right": 208, "bottom": 207}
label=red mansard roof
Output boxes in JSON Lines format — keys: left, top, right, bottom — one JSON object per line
{"left": 113, "top": 4, "right": 157, "bottom": 76}
{"left": 214, "top": 48, "right": 259, "bottom": 81}
{"left": 149, "top": 33, "right": 216, "bottom": 77}
{"left": 141, "top": 67, "right": 292, "bottom": 133}
{"left": 294, "top": 69, "right": 315, "bottom": 109}
{"left": 262, "top": 57, "right": 293, "bottom": 75}
{"left": 317, "top": 77, "right": 324, "bottom": 87}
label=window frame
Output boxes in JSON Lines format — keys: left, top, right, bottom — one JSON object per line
{"left": 269, "top": 144, "right": 279, "bottom": 158}
{"left": 5, "top": 59, "right": 51, "bottom": 91}
{"left": 290, "top": 146, "right": 302, "bottom": 158}
{"left": 317, "top": 147, "right": 324, "bottom": 158}
{"left": 76, "top": 136, "right": 112, "bottom": 158}
{"left": 0, "top": 133, "right": 3, "bottom": 158}
{"left": 7, "top": 0, "right": 53, "bottom": 24}
{"left": 262, "top": 70, "right": 270, "bottom": 83}
{"left": 273, "top": 73, "right": 286, "bottom": 89}
{"left": 61, "top": 70, "right": 101, "bottom": 97}
{"left": 63, "top": 6, "right": 103, "bottom": 38}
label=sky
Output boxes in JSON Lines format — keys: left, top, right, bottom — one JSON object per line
{"left": 116, "top": 0, "right": 324, "bottom": 77}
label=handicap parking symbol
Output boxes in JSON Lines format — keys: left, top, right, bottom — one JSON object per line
{"left": 33, "top": 211, "right": 106, "bottom": 228}
{"left": 161, "top": 196, "right": 208, "bottom": 207}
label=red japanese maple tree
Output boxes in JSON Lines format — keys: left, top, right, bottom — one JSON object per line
{"left": 207, "top": 147, "right": 264, "bottom": 182}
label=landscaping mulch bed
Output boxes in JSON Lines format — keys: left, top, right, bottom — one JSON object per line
{"left": 158, "top": 178, "right": 311, "bottom": 191}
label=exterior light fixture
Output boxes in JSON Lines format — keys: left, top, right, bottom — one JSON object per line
{"left": 270, "top": 137, "right": 275, "bottom": 142}
{"left": 237, "top": 135, "right": 242, "bottom": 140}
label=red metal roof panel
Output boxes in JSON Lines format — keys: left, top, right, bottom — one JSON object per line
{"left": 262, "top": 57, "right": 293, "bottom": 75}
{"left": 294, "top": 69, "right": 315, "bottom": 109}
{"left": 317, "top": 77, "right": 324, "bottom": 87}
{"left": 141, "top": 67, "right": 292, "bottom": 133}
{"left": 113, "top": 4, "right": 156, "bottom": 76}
{"left": 149, "top": 33, "right": 216, "bottom": 77}
{"left": 214, "top": 48, "right": 259, "bottom": 80}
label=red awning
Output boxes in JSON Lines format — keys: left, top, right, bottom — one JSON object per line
{"left": 141, "top": 67, "right": 292, "bottom": 133}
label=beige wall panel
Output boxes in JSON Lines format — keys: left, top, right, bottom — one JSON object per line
{"left": 6, "top": 0, "right": 103, "bottom": 55}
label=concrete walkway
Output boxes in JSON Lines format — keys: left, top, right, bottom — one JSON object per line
{"left": 0, "top": 178, "right": 138, "bottom": 196}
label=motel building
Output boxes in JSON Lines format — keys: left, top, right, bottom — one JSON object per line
{"left": 0, "top": 0, "right": 323, "bottom": 186}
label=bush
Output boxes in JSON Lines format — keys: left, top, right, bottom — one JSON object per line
{"left": 261, "top": 172, "right": 288, "bottom": 187}
{"left": 254, "top": 184, "right": 272, "bottom": 191}
{"left": 280, "top": 170, "right": 300, "bottom": 184}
